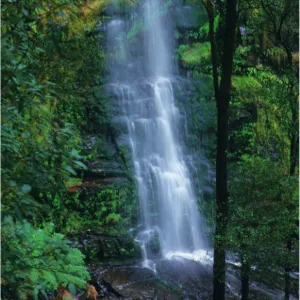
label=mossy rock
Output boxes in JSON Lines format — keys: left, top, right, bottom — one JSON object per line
{"left": 72, "top": 233, "right": 142, "bottom": 263}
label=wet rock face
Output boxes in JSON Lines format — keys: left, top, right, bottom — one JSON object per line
{"left": 71, "top": 232, "right": 142, "bottom": 263}
{"left": 80, "top": 259, "right": 296, "bottom": 300}
{"left": 146, "top": 233, "right": 161, "bottom": 258}
{"left": 85, "top": 259, "right": 240, "bottom": 300}
{"left": 88, "top": 263, "right": 183, "bottom": 300}
{"left": 67, "top": 115, "right": 137, "bottom": 236}
{"left": 68, "top": 132, "right": 133, "bottom": 197}
{"left": 83, "top": 134, "right": 131, "bottom": 180}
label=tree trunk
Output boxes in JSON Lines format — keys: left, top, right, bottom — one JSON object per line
{"left": 289, "top": 105, "right": 298, "bottom": 176}
{"left": 285, "top": 78, "right": 298, "bottom": 300}
{"left": 284, "top": 239, "right": 292, "bottom": 300}
{"left": 285, "top": 122, "right": 298, "bottom": 300}
{"left": 213, "top": 92, "right": 229, "bottom": 300}
{"left": 241, "top": 256, "right": 250, "bottom": 300}
{"left": 212, "top": 1, "right": 237, "bottom": 300}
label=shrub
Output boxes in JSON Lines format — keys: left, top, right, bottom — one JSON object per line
{"left": 1, "top": 216, "right": 90, "bottom": 299}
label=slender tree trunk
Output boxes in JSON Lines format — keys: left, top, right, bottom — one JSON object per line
{"left": 289, "top": 106, "right": 298, "bottom": 176}
{"left": 213, "top": 99, "right": 229, "bottom": 299}
{"left": 284, "top": 127, "right": 298, "bottom": 300}
{"left": 285, "top": 81, "right": 298, "bottom": 300}
{"left": 284, "top": 239, "right": 292, "bottom": 300}
{"left": 241, "top": 256, "right": 250, "bottom": 300}
{"left": 212, "top": 1, "right": 237, "bottom": 299}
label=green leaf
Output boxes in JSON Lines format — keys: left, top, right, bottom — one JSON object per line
{"left": 70, "top": 149, "right": 79, "bottom": 157}
{"left": 9, "top": 180, "right": 17, "bottom": 187}
{"left": 22, "top": 8, "right": 29, "bottom": 16}
{"left": 22, "top": 184, "right": 31, "bottom": 193}
{"left": 65, "top": 166, "right": 77, "bottom": 175}
{"left": 35, "top": 47, "right": 45, "bottom": 53}
{"left": 68, "top": 283, "right": 76, "bottom": 296}
{"left": 94, "top": 90, "right": 102, "bottom": 98}
{"left": 74, "top": 161, "right": 87, "bottom": 169}
{"left": 29, "top": 269, "right": 39, "bottom": 282}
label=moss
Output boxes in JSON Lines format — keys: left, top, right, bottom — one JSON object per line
{"left": 254, "top": 105, "right": 290, "bottom": 162}
{"left": 179, "top": 42, "right": 211, "bottom": 67}
{"left": 232, "top": 75, "right": 263, "bottom": 99}
{"left": 229, "top": 72, "right": 291, "bottom": 165}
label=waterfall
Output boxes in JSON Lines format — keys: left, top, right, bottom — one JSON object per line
{"left": 106, "top": 0, "right": 207, "bottom": 268}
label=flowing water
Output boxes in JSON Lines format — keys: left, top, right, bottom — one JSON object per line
{"left": 106, "top": 0, "right": 207, "bottom": 269}
{"left": 98, "top": 3, "right": 300, "bottom": 299}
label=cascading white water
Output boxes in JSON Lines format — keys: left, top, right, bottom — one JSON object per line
{"left": 106, "top": 0, "right": 207, "bottom": 268}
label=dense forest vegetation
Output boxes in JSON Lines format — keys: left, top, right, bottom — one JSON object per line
{"left": 1, "top": 0, "right": 299, "bottom": 299}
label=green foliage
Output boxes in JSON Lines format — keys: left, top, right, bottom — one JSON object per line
{"left": 264, "top": 47, "right": 288, "bottom": 65}
{"left": 233, "top": 45, "right": 252, "bottom": 73}
{"left": 2, "top": 216, "right": 90, "bottom": 299}
{"left": 92, "top": 185, "right": 136, "bottom": 234}
{"left": 65, "top": 177, "right": 83, "bottom": 188}
{"left": 231, "top": 75, "right": 263, "bottom": 98}
{"left": 228, "top": 157, "right": 298, "bottom": 280}
{"left": 1, "top": 0, "right": 107, "bottom": 297}
{"left": 228, "top": 70, "right": 296, "bottom": 164}
{"left": 199, "top": 14, "right": 220, "bottom": 39}
{"left": 229, "top": 122, "right": 256, "bottom": 157}
{"left": 178, "top": 42, "right": 211, "bottom": 67}
{"left": 243, "top": 70, "right": 297, "bottom": 167}
{"left": 62, "top": 182, "right": 137, "bottom": 235}
{"left": 1, "top": 0, "right": 105, "bottom": 222}
{"left": 194, "top": 0, "right": 298, "bottom": 295}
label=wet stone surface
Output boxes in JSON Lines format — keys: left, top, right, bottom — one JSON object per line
{"left": 77, "top": 257, "right": 298, "bottom": 300}
{"left": 82, "top": 258, "right": 240, "bottom": 300}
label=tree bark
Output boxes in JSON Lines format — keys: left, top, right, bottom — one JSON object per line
{"left": 285, "top": 107, "right": 298, "bottom": 300}
{"left": 212, "top": 1, "right": 237, "bottom": 300}
{"left": 289, "top": 104, "right": 298, "bottom": 176}
{"left": 284, "top": 239, "right": 292, "bottom": 300}
{"left": 285, "top": 67, "right": 298, "bottom": 300}
{"left": 213, "top": 91, "right": 229, "bottom": 300}
{"left": 241, "top": 256, "right": 250, "bottom": 300}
